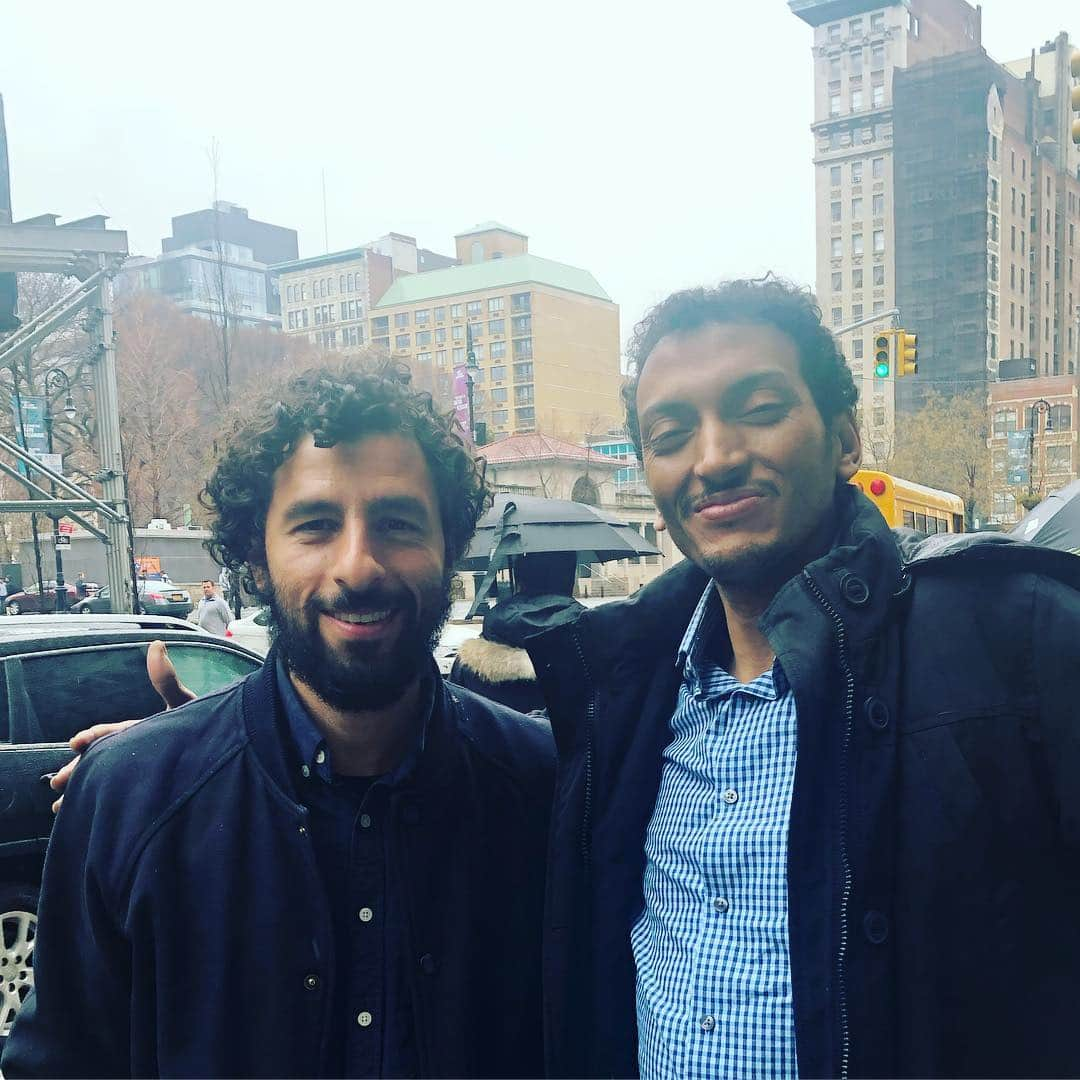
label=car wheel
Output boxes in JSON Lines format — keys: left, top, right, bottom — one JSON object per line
{"left": 5, "top": 602, "right": 20, "bottom": 615}
{"left": 0, "top": 884, "right": 38, "bottom": 1038}
{"left": 78, "top": 604, "right": 91, "bottom": 614}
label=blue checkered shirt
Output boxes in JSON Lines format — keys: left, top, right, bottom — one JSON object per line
{"left": 632, "top": 583, "right": 800, "bottom": 1080}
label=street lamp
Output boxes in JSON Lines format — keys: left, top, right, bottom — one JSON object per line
{"left": 43, "top": 368, "right": 75, "bottom": 612}
{"left": 465, "top": 321, "right": 481, "bottom": 445}
{"left": 1025, "top": 397, "right": 1054, "bottom": 505}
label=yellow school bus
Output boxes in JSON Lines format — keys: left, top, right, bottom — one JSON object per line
{"left": 851, "top": 469, "right": 965, "bottom": 534}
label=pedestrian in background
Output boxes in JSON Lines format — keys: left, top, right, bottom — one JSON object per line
{"left": 194, "top": 578, "right": 231, "bottom": 636}
{"left": 0, "top": 576, "right": 8, "bottom": 613}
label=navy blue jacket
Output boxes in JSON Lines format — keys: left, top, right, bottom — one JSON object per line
{"left": 525, "top": 488, "right": 1080, "bottom": 1078}
{"left": 3, "top": 654, "right": 554, "bottom": 1079}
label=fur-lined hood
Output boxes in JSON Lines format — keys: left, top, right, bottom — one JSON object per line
{"left": 454, "top": 636, "right": 537, "bottom": 685}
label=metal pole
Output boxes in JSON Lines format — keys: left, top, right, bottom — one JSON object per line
{"left": 11, "top": 372, "right": 45, "bottom": 596}
{"left": 43, "top": 413, "right": 67, "bottom": 612}
{"left": 92, "top": 263, "right": 135, "bottom": 613}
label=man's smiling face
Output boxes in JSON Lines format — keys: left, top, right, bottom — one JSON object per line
{"left": 635, "top": 321, "right": 860, "bottom": 589}
{"left": 256, "top": 431, "right": 450, "bottom": 710}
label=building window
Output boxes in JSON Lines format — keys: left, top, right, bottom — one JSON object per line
{"left": 490, "top": 387, "right": 508, "bottom": 404}
{"left": 512, "top": 315, "right": 532, "bottom": 336}
{"left": 990, "top": 214, "right": 999, "bottom": 242}
{"left": 832, "top": 307, "right": 843, "bottom": 327}
{"left": 450, "top": 303, "right": 464, "bottom": 318}
{"left": 852, "top": 160, "right": 863, "bottom": 185}
{"left": 435, "top": 350, "right": 447, "bottom": 366}
{"left": 513, "top": 337, "right": 533, "bottom": 359}
{"left": 434, "top": 327, "right": 447, "bottom": 344}
{"left": 511, "top": 292, "right": 531, "bottom": 313}
{"left": 372, "top": 316, "right": 389, "bottom": 335}
{"left": 1010, "top": 302, "right": 1016, "bottom": 328}
{"left": 852, "top": 338, "right": 864, "bottom": 358}
{"left": 852, "top": 303, "right": 863, "bottom": 321}
{"left": 828, "top": 22, "right": 841, "bottom": 42}
{"left": 469, "top": 320, "right": 483, "bottom": 338}
{"left": 990, "top": 333, "right": 998, "bottom": 359}
{"left": 829, "top": 57, "right": 842, "bottom": 79}
{"left": 831, "top": 201, "right": 842, "bottom": 223}
{"left": 993, "top": 492, "right": 1017, "bottom": 520}
{"left": 490, "top": 341, "right": 507, "bottom": 359}
{"left": 394, "top": 312, "right": 409, "bottom": 328}
{"left": 487, "top": 296, "right": 504, "bottom": 314}
{"left": 395, "top": 334, "right": 410, "bottom": 350}
{"left": 873, "top": 229, "right": 885, "bottom": 253}
{"left": 872, "top": 194, "right": 884, "bottom": 217}
{"left": 849, "top": 17, "right": 863, "bottom": 35}
{"left": 873, "top": 300, "right": 884, "bottom": 314}
{"left": 287, "top": 311, "right": 296, "bottom": 329}
{"left": 851, "top": 197, "right": 863, "bottom": 219}
{"left": 514, "top": 362, "right": 533, "bottom": 382}
{"left": 452, "top": 324, "right": 464, "bottom": 341}
{"left": 873, "top": 407, "right": 886, "bottom": 427}
{"left": 416, "top": 351, "right": 432, "bottom": 366}
{"left": 286, "top": 285, "right": 294, "bottom": 303}
{"left": 993, "top": 409, "right": 1017, "bottom": 436}
{"left": 1046, "top": 445, "right": 1072, "bottom": 473}
{"left": 452, "top": 347, "right": 465, "bottom": 363}
{"left": 851, "top": 89, "right": 864, "bottom": 112}
{"left": 871, "top": 45, "right": 885, "bottom": 69}
{"left": 851, "top": 49, "right": 864, "bottom": 75}
{"left": 872, "top": 83, "right": 884, "bottom": 108}
{"left": 1051, "top": 404, "right": 1072, "bottom": 431}
{"left": 434, "top": 306, "right": 446, "bottom": 322}
{"left": 466, "top": 300, "right": 483, "bottom": 317}
{"left": 829, "top": 91, "right": 842, "bottom": 117}
{"left": 830, "top": 165, "right": 842, "bottom": 186}
{"left": 514, "top": 384, "right": 535, "bottom": 406}
{"left": 416, "top": 330, "right": 432, "bottom": 346}
{"left": 415, "top": 309, "right": 431, "bottom": 325}
{"left": 852, "top": 233, "right": 864, "bottom": 256}
{"left": 490, "top": 365, "right": 507, "bottom": 382}
{"left": 832, "top": 271, "right": 843, "bottom": 292}
{"left": 990, "top": 254, "right": 999, "bottom": 282}
{"left": 872, "top": 156, "right": 884, "bottom": 180}
{"left": 832, "top": 237, "right": 843, "bottom": 259}
{"left": 515, "top": 407, "right": 536, "bottom": 424}
{"left": 853, "top": 268, "right": 864, "bottom": 288}
{"left": 870, "top": 11, "right": 885, "bottom": 31}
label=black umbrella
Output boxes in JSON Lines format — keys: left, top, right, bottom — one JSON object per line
{"left": 459, "top": 494, "right": 661, "bottom": 570}
{"left": 1010, "top": 480, "right": 1080, "bottom": 554}
{"left": 459, "top": 494, "right": 662, "bottom": 618}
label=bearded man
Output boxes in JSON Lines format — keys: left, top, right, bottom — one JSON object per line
{"left": 3, "top": 363, "right": 553, "bottom": 1079}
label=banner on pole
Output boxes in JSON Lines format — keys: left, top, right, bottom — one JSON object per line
{"left": 452, "top": 363, "right": 472, "bottom": 445}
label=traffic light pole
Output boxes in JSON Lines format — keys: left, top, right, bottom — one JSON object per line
{"left": 834, "top": 308, "right": 900, "bottom": 337}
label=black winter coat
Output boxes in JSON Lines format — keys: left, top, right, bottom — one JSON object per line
{"left": 523, "top": 487, "right": 1080, "bottom": 1079}
{"left": 2, "top": 654, "right": 554, "bottom": 1079}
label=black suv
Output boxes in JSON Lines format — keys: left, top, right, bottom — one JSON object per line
{"left": 0, "top": 615, "right": 262, "bottom": 1037}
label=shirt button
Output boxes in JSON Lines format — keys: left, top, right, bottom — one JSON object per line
{"left": 359, "top": 814, "right": 373, "bottom": 829}
{"left": 701, "top": 1015, "right": 716, "bottom": 1032}
{"left": 300, "top": 764, "right": 311, "bottom": 779}
{"left": 315, "top": 749, "right": 326, "bottom": 765}
{"left": 722, "top": 788, "right": 738, "bottom": 805}
{"left": 303, "top": 974, "right": 319, "bottom": 990}
{"left": 357, "top": 1011, "right": 373, "bottom": 1028}
{"left": 358, "top": 907, "right": 374, "bottom": 923}
{"left": 713, "top": 897, "right": 730, "bottom": 913}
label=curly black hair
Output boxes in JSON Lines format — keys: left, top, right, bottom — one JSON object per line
{"left": 622, "top": 277, "right": 859, "bottom": 459}
{"left": 201, "top": 359, "right": 489, "bottom": 599}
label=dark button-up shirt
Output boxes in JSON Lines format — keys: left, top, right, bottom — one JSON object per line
{"left": 276, "top": 660, "right": 434, "bottom": 1078}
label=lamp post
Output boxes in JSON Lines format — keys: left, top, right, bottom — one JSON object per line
{"left": 1023, "top": 397, "right": 1054, "bottom": 508}
{"left": 43, "top": 368, "right": 76, "bottom": 612}
{"left": 465, "top": 321, "right": 480, "bottom": 444}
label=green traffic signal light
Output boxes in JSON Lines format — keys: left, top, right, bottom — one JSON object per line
{"left": 874, "top": 333, "right": 892, "bottom": 378}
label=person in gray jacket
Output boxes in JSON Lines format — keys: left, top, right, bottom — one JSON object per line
{"left": 194, "top": 578, "right": 232, "bottom": 635}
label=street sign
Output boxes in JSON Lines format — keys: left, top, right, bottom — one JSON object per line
{"left": 54, "top": 534, "right": 70, "bottom": 547}
{"left": 57, "top": 520, "right": 74, "bottom": 535}
{"left": 30, "top": 450, "right": 62, "bottom": 476}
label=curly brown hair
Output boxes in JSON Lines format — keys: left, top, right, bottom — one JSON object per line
{"left": 201, "top": 359, "right": 489, "bottom": 599}
{"left": 622, "top": 277, "right": 859, "bottom": 459}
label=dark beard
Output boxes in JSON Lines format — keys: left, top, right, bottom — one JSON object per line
{"left": 267, "top": 574, "right": 452, "bottom": 711}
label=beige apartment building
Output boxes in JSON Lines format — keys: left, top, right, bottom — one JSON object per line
{"left": 274, "top": 233, "right": 456, "bottom": 352}
{"left": 791, "top": 0, "right": 982, "bottom": 455}
{"left": 370, "top": 224, "right": 622, "bottom": 444}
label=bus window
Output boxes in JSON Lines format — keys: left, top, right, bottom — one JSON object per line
{"left": 902, "top": 510, "right": 915, "bottom": 529}
{"left": 951, "top": 513, "right": 964, "bottom": 533}
{"left": 925, "top": 517, "right": 936, "bottom": 534}
{"left": 915, "top": 512, "right": 927, "bottom": 533}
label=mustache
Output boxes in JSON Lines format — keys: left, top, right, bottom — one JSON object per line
{"left": 676, "top": 479, "right": 777, "bottom": 518}
{"left": 316, "top": 586, "right": 415, "bottom": 617}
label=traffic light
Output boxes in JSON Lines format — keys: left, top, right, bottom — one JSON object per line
{"left": 873, "top": 332, "right": 893, "bottom": 378}
{"left": 1072, "top": 50, "right": 1080, "bottom": 146}
{"left": 897, "top": 330, "right": 918, "bottom": 377}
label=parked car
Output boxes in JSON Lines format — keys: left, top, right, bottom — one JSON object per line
{"left": 0, "top": 614, "right": 262, "bottom": 1038}
{"left": 225, "top": 607, "right": 269, "bottom": 656}
{"left": 71, "top": 581, "right": 193, "bottom": 619}
{"left": 4, "top": 582, "right": 81, "bottom": 615}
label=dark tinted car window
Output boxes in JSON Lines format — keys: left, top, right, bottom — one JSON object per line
{"left": 0, "top": 642, "right": 259, "bottom": 745}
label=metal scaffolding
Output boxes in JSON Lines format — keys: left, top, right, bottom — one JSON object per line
{"left": 0, "top": 215, "right": 135, "bottom": 610}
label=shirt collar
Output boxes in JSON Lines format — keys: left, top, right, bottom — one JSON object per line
{"left": 676, "top": 581, "right": 725, "bottom": 675}
{"left": 275, "top": 657, "right": 435, "bottom": 785}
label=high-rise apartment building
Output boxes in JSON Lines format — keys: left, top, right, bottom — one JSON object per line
{"left": 370, "top": 224, "right": 621, "bottom": 444}
{"left": 790, "top": 0, "right": 982, "bottom": 452}
{"left": 119, "top": 202, "right": 298, "bottom": 330}
{"left": 274, "top": 233, "right": 457, "bottom": 352}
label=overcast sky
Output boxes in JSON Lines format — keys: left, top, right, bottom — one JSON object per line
{"left": 4, "top": 0, "right": 1075, "bottom": 344}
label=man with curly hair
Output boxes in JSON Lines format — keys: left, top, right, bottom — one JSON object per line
{"left": 523, "top": 278, "right": 1080, "bottom": 1078}
{"left": 4, "top": 362, "right": 553, "bottom": 1079}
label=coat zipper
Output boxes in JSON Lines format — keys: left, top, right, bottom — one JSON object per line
{"left": 801, "top": 569, "right": 855, "bottom": 1080}
{"left": 571, "top": 628, "right": 596, "bottom": 871}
